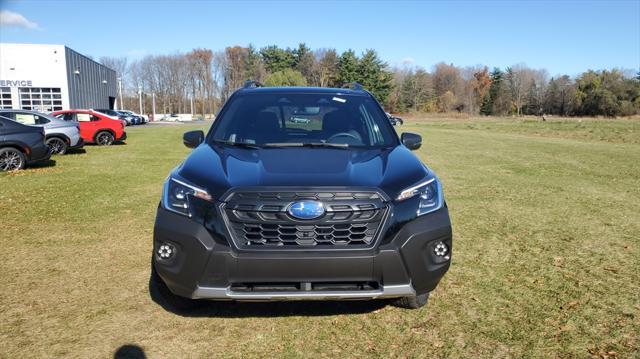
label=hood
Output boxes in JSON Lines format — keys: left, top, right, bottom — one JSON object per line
{"left": 177, "top": 144, "right": 429, "bottom": 201}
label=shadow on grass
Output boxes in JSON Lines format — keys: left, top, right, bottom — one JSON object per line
{"left": 64, "top": 148, "right": 87, "bottom": 155}
{"left": 28, "top": 158, "right": 56, "bottom": 169}
{"left": 114, "top": 344, "right": 146, "bottom": 359}
{"left": 149, "top": 270, "right": 389, "bottom": 318}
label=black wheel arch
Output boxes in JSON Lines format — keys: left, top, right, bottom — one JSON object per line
{"left": 93, "top": 129, "right": 116, "bottom": 142}
{"left": 45, "top": 133, "right": 71, "bottom": 145}
{"left": 0, "top": 142, "right": 30, "bottom": 158}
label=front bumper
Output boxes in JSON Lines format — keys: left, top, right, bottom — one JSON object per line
{"left": 193, "top": 283, "right": 415, "bottom": 301}
{"left": 118, "top": 132, "right": 127, "bottom": 142}
{"left": 153, "top": 206, "right": 452, "bottom": 300}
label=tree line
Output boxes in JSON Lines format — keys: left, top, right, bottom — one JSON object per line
{"left": 100, "top": 44, "right": 640, "bottom": 117}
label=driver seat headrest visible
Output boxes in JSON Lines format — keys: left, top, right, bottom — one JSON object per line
{"left": 253, "top": 111, "right": 280, "bottom": 131}
{"left": 247, "top": 111, "right": 280, "bottom": 144}
{"left": 323, "top": 111, "right": 349, "bottom": 133}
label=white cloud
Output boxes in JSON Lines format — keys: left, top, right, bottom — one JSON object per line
{"left": 402, "top": 57, "right": 415, "bottom": 65}
{"left": 0, "top": 10, "right": 39, "bottom": 29}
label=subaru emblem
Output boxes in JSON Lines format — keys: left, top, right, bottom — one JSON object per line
{"left": 288, "top": 200, "right": 325, "bottom": 220}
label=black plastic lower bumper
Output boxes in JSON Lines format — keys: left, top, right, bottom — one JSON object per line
{"left": 69, "top": 138, "right": 85, "bottom": 149}
{"left": 153, "top": 206, "right": 452, "bottom": 300}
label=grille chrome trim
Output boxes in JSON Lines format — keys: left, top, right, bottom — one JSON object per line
{"left": 192, "top": 283, "right": 415, "bottom": 300}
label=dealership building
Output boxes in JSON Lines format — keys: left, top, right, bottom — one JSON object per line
{"left": 0, "top": 43, "right": 117, "bottom": 112}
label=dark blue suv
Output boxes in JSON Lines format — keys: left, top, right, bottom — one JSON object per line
{"left": 151, "top": 83, "right": 452, "bottom": 309}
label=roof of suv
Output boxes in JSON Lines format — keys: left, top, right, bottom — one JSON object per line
{"left": 237, "top": 86, "right": 370, "bottom": 96}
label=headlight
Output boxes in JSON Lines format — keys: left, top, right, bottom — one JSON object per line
{"left": 162, "top": 177, "right": 212, "bottom": 217}
{"left": 396, "top": 177, "right": 444, "bottom": 216}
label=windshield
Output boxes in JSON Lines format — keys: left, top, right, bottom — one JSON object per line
{"left": 209, "top": 93, "right": 398, "bottom": 148}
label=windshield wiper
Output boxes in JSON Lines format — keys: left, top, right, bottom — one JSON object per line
{"left": 212, "top": 140, "right": 262, "bottom": 149}
{"left": 263, "top": 142, "right": 350, "bottom": 149}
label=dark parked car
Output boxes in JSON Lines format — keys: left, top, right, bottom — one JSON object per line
{"left": 0, "top": 109, "right": 84, "bottom": 155}
{"left": 0, "top": 115, "right": 51, "bottom": 171}
{"left": 151, "top": 83, "right": 452, "bottom": 310}
{"left": 94, "top": 109, "right": 136, "bottom": 126}
{"left": 119, "top": 110, "right": 147, "bottom": 124}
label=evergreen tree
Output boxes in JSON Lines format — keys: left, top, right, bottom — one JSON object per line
{"left": 293, "top": 43, "right": 315, "bottom": 83}
{"left": 337, "top": 50, "right": 359, "bottom": 84}
{"left": 356, "top": 49, "right": 393, "bottom": 103}
{"left": 260, "top": 45, "right": 295, "bottom": 73}
{"left": 489, "top": 68, "right": 508, "bottom": 115}
{"left": 481, "top": 68, "right": 505, "bottom": 115}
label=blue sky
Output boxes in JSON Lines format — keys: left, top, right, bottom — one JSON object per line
{"left": 1, "top": 0, "right": 638, "bottom": 76}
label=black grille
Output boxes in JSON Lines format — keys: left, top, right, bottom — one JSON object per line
{"left": 222, "top": 190, "right": 388, "bottom": 249}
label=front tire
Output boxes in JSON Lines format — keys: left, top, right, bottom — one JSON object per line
{"left": 46, "top": 137, "right": 68, "bottom": 155}
{"left": 95, "top": 131, "right": 114, "bottom": 146}
{"left": 150, "top": 260, "right": 203, "bottom": 311}
{"left": 393, "top": 292, "right": 430, "bottom": 309}
{"left": 0, "top": 147, "right": 26, "bottom": 171}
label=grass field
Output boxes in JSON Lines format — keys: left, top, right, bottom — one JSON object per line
{"left": 1, "top": 117, "right": 639, "bottom": 358}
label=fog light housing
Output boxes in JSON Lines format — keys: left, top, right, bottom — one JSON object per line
{"left": 434, "top": 241, "right": 449, "bottom": 259}
{"left": 157, "top": 243, "right": 176, "bottom": 260}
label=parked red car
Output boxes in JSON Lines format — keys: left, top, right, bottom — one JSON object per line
{"left": 51, "top": 110, "right": 126, "bottom": 145}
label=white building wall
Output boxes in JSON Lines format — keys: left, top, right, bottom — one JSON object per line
{"left": 0, "top": 43, "right": 70, "bottom": 110}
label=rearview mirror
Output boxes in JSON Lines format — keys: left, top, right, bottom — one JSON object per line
{"left": 401, "top": 132, "right": 422, "bottom": 151}
{"left": 183, "top": 130, "right": 204, "bottom": 148}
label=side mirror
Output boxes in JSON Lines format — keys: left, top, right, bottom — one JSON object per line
{"left": 401, "top": 132, "right": 422, "bottom": 151}
{"left": 391, "top": 117, "right": 404, "bottom": 125}
{"left": 183, "top": 130, "right": 204, "bottom": 148}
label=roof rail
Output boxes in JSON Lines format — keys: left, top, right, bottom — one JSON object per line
{"left": 341, "top": 82, "right": 364, "bottom": 90}
{"left": 243, "top": 80, "right": 264, "bottom": 89}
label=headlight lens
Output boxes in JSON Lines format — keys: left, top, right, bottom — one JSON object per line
{"left": 162, "top": 177, "right": 212, "bottom": 217}
{"left": 396, "top": 177, "right": 444, "bottom": 216}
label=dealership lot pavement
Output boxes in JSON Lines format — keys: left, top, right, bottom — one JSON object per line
{"left": 1, "top": 118, "right": 638, "bottom": 358}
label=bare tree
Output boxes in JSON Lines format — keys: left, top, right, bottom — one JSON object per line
{"left": 505, "top": 63, "right": 536, "bottom": 116}
{"left": 433, "top": 63, "right": 463, "bottom": 112}
{"left": 222, "top": 46, "right": 250, "bottom": 100}
{"left": 187, "top": 49, "right": 214, "bottom": 117}
{"left": 100, "top": 56, "right": 128, "bottom": 108}
{"left": 313, "top": 48, "right": 339, "bottom": 87}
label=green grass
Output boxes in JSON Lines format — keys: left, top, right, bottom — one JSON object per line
{"left": 1, "top": 118, "right": 639, "bottom": 358}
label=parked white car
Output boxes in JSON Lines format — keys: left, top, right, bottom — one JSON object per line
{"left": 160, "top": 114, "right": 180, "bottom": 122}
{"left": 159, "top": 114, "right": 193, "bottom": 122}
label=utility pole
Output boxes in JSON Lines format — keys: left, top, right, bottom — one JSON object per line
{"left": 190, "top": 96, "right": 194, "bottom": 116}
{"left": 118, "top": 78, "right": 123, "bottom": 110}
{"left": 138, "top": 86, "right": 142, "bottom": 114}
{"left": 152, "top": 93, "right": 156, "bottom": 121}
